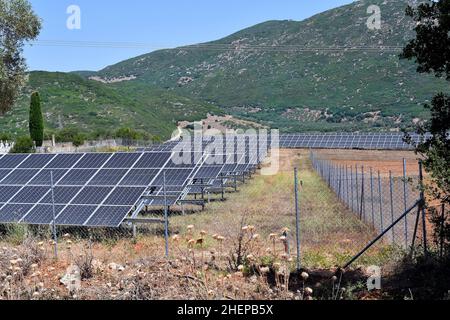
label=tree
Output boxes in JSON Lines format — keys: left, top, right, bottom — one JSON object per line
{"left": 29, "top": 91, "right": 44, "bottom": 147}
{"left": 401, "top": 0, "right": 450, "bottom": 253}
{"left": 10, "top": 135, "right": 33, "bottom": 153}
{"left": 0, "top": 0, "right": 41, "bottom": 114}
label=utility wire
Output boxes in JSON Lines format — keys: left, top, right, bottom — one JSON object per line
{"left": 27, "top": 40, "right": 404, "bottom": 52}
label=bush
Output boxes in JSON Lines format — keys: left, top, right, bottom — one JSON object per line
{"left": 10, "top": 136, "right": 34, "bottom": 153}
{"left": 72, "top": 134, "right": 86, "bottom": 147}
{"left": 0, "top": 132, "right": 12, "bottom": 141}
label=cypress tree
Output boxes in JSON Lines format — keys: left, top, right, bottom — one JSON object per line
{"left": 29, "top": 92, "right": 44, "bottom": 147}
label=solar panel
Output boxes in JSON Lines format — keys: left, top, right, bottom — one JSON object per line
{"left": 55, "top": 205, "right": 97, "bottom": 226}
{"left": 0, "top": 133, "right": 272, "bottom": 227}
{"left": 85, "top": 206, "right": 132, "bottom": 227}
{"left": 0, "top": 204, "right": 34, "bottom": 223}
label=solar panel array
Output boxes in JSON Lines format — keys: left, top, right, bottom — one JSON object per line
{"left": 278, "top": 133, "right": 425, "bottom": 150}
{"left": 0, "top": 134, "right": 270, "bottom": 228}
{"left": 0, "top": 152, "right": 179, "bottom": 227}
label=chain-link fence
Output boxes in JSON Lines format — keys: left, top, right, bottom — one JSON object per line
{"left": 310, "top": 152, "right": 422, "bottom": 249}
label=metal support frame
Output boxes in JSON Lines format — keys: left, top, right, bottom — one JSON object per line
{"left": 50, "top": 171, "right": 58, "bottom": 260}
{"left": 389, "top": 171, "right": 395, "bottom": 243}
{"left": 163, "top": 171, "right": 169, "bottom": 258}
{"left": 294, "top": 167, "right": 301, "bottom": 271}
{"left": 343, "top": 200, "right": 420, "bottom": 269}
{"left": 403, "top": 159, "right": 409, "bottom": 247}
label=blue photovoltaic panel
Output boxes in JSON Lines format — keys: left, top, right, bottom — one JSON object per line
{"left": 134, "top": 152, "right": 172, "bottom": 168}
{"left": 104, "top": 153, "right": 140, "bottom": 168}
{"left": 71, "top": 187, "right": 113, "bottom": 205}
{"left": 0, "top": 154, "right": 29, "bottom": 168}
{"left": 88, "top": 169, "right": 128, "bottom": 186}
{"left": 18, "top": 154, "right": 55, "bottom": 169}
{"left": 0, "top": 186, "right": 21, "bottom": 202}
{"left": 85, "top": 206, "right": 131, "bottom": 227}
{"left": 74, "top": 153, "right": 112, "bottom": 168}
{"left": 46, "top": 154, "right": 83, "bottom": 169}
{"left": 10, "top": 186, "right": 50, "bottom": 204}
{"left": 103, "top": 187, "right": 146, "bottom": 205}
{"left": 57, "top": 169, "right": 98, "bottom": 186}
{"left": 56, "top": 205, "right": 97, "bottom": 226}
{"left": 153, "top": 169, "right": 192, "bottom": 186}
{"left": 39, "top": 187, "right": 80, "bottom": 204}
{"left": 0, "top": 169, "right": 11, "bottom": 180}
{"left": 0, "top": 204, "right": 34, "bottom": 223}
{"left": 29, "top": 169, "right": 67, "bottom": 186}
{"left": 120, "top": 169, "right": 159, "bottom": 186}
{"left": 0, "top": 169, "right": 38, "bottom": 185}
{"left": 21, "top": 204, "right": 65, "bottom": 225}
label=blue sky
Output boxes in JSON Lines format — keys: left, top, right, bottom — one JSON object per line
{"left": 25, "top": 0, "right": 354, "bottom": 72}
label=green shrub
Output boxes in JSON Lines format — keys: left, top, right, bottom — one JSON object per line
{"left": 0, "top": 132, "right": 12, "bottom": 141}
{"left": 72, "top": 133, "right": 86, "bottom": 147}
{"left": 10, "top": 136, "right": 34, "bottom": 153}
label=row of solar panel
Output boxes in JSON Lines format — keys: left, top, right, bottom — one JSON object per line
{"left": 0, "top": 142, "right": 268, "bottom": 227}
{"left": 0, "top": 151, "right": 201, "bottom": 227}
{"left": 0, "top": 203, "right": 130, "bottom": 227}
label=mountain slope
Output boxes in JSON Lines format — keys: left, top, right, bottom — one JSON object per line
{"left": 0, "top": 72, "right": 220, "bottom": 139}
{"left": 93, "top": 0, "right": 449, "bottom": 132}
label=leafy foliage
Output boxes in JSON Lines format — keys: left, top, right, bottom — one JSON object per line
{"left": 0, "top": 0, "right": 41, "bottom": 114}
{"left": 28, "top": 91, "right": 44, "bottom": 147}
{"left": 10, "top": 135, "right": 33, "bottom": 153}
{"left": 401, "top": 0, "right": 450, "bottom": 254}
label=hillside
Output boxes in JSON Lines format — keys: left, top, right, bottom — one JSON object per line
{"left": 91, "top": 0, "right": 449, "bottom": 132}
{"left": 0, "top": 72, "right": 220, "bottom": 139}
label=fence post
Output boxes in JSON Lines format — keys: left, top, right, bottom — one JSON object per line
{"left": 370, "top": 168, "right": 375, "bottom": 229}
{"left": 346, "top": 165, "right": 350, "bottom": 207}
{"left": 360, "top": 166, "right": 365, "bottom": 221}
{"left": 389, "top": 171, "right": 395, "bottom": 243}
{"left": 378, "top": 171, "right": 384, "bottom": 232}
{"left": 351, "top": 166, "right": 355, "bottom": 212}
{"left": 440, "top": 203, "right": 446, "bottom": 259}
{"left": 294, "top": 167, "right": 301, "bottom": 271}
{"left": 419, "top": 161, "right": 428, "bottom": 257}
{"left": 356, "top": 166, "right": 360, "bottom": 216}
{"left": 163, "top": 171, "right": 169, "bottom": 258}
{"left": 403, "top": 159, "right": 409, "bottom": 248}
{"left": 50, "top": 171, "right": 58, "bottom": 260}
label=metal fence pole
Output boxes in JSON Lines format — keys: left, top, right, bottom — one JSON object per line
{"left": 346, "top": 165, "right": 350, "bottom": 207}
{"left": 294, "top": 168, "right": 301, "bottom": 271}
{"left": 360, "top": 166, "right": 365, "bottom": 221}
{"left": 338, "top": 165, "right": 342, "bottom": 200}
{"left": 370, "top": 168, "right": 375, "bottom": 228}
{"left": 419, "top": 161, "right": 428, "bottom": 257}
{"left": 163, "top": 171, "right": 169, "bottom": 258}
{"left": 403, "top": 159, "right": 409, "bottom": 247}
{"left": 351, "top": 166, "right": 355, "bottom": 212}
{"left": 50, "top": 171, "right": 58, "bottom": 260}
{"left": 378, "top": 171, "right": 384, "bottom": 232}
{"left": 440, "top": 203, "right": 446, "bottom": 259}
{"left": 389, "top": 171, "right": 395, "bottom": 243}
{"left": 356, "top": 166, "right": 360, "bottom": 216}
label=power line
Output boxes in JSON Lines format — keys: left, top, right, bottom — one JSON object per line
{"left": 27, "top": 40, "right": 404, "bottom": 53}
